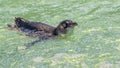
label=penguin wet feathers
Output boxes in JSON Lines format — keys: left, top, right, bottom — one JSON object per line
{"left": 14, "top": 17, "right": 55, "bottom": 33}
{"left": 7, "top": 17, "right": 78, "bottom": 37}
{"left": 7, "top": 17, "right": 78, "bottom": 47}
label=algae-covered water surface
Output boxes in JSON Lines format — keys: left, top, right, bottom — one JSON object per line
{"left": 0, "top": 0, "right": 120, "bottom": 68}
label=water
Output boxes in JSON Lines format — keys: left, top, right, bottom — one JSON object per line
{"left": 0, "top": 0, "right": 120, "bottom": 68}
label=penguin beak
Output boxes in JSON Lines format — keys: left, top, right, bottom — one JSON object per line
{"left": 72, "top": 22, "right": 78, "bottom": 26}
{"left": 69, "top": 22, "right": 78, "bottom": 27}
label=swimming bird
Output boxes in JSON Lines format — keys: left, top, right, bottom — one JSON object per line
{"left": 7, "top": 17, "right": 78, "bottom": 37}
{"left": 7, "top": 17, "right": 78, "bottom": 47}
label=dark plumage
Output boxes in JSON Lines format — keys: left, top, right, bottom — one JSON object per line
{"left": 8, "top": 17, "right": 77, "bottom": 37}
{"left": 7, "top": 17, "right": 78, "bottom": 47}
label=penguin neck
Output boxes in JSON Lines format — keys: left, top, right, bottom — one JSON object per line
{"left": 52, "top": 26, "right": 67, "bottom": 36}
{"left": 52, "top": 27, "right": 59, "bottom": 36}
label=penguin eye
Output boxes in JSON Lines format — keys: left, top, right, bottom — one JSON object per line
{"left": 62, "top": 23, "right": 67, "bottom": 28}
